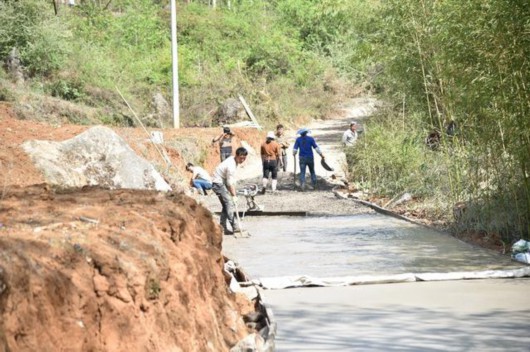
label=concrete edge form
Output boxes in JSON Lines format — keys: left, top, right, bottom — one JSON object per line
{"left": 256, "top": 267, "right": 530, "bottom": 290}
{"left": 354, "top": 198, "right": 435, "bottom": 228}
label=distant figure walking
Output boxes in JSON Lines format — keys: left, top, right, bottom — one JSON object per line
{"left": 275, "top": 124, "right": 289, "bottom": 172}
{"left": 342, "top": 121, "right": 359, "bottom": 147}
{"left": 293, "top": 127, "right": 325, "bottom": 191}
{"left": 212, "top": 126, "right": 235, "bottom": 162}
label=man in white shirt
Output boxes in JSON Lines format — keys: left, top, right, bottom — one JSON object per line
{"left": 342, "top": 121, "right": 359, "bottom": 146}
{"left": 185, "top": 163, "right": 212, "bottom": 195}
{"left": 212, "top": 147, "right": 248, "bottom": 235}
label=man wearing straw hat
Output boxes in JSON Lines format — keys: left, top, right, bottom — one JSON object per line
{"left": 293, "top": 127, "right": 325, "bottom": 191}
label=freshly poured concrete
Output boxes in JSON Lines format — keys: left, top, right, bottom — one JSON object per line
{"left": 224, "top": 213, "right": 530, "bottom": 351}
{"left": 262, "top": 279, "right": 530, "bottom": 351}
{"left": 224, "top": 214, "right": 522, "bottom": 280}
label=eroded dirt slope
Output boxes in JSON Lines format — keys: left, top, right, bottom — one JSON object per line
{"left": 0, "top": 186, "right": 253, "bottom": 351}
{"left": 0, "top": 102, "right": 263, "bottom": 189}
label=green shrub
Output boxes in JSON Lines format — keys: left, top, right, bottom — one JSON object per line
{"left": 47, "top": 79, "right": 84, "bottom": 101}
{"left": 0, "top": 0, "right": 71, "bottom": 77}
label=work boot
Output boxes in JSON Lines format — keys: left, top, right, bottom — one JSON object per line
{"left": 260, "top": 187, "right": 266, "bottom": 195}
{"left": 299, "top": 183, "right": 306, "bottom": 192}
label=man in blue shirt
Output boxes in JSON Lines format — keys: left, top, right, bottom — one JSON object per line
{"left": 293, "top": 127, "right": 325, "bottom": 191}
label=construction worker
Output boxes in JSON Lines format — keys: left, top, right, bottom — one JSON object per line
{"left": 185, "top": 162, "right": 212, "bottom": 195}
{"left": 293, "top": 127, "right": 325, "bottom": 191}
{"left": 212, "top": 147, "right": 248, "bottom": 235}
{"left": 342, "top": 121, "right": 359, "bottom": 146}
{"left": 260, "top": 131, "right": 282, "bottom": 194}
{"left": 212, "top": 126, "right": 235, "bottom": 162}
{"left": 275, "top": 124, "right": 289, "bottom": 172}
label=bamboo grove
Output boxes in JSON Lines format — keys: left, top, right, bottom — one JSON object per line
{"left": 349, "top": 0, "right": 530, "bottom": 241}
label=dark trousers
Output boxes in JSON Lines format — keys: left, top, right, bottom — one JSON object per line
{"left": 262, "top": 159, "right": 278, "bottom": 179}
{"left": 212, "top": 183, "right": 239, "bottom": 232}
{"left": 220, "top": 147, "right": 232, "bottom": 162}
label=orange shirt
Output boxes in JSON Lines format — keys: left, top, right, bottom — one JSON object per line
{"left": 260, "top": 140, "right": 281, "bottom": 160}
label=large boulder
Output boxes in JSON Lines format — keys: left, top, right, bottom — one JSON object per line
{"left": 214, "top": 98, "right": 246, "bottom": 126}
{"left": 22, "top": 126, "right": 171, "bottom": 191}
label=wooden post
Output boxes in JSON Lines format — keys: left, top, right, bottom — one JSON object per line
{"left": 238, "top": 95, "right": 262, "bottom": 130}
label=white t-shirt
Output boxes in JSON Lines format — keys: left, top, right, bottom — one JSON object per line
{"left": 342, "top": 129, "right": 358, "bottom": 146}
{"left": 191, "top": 166, "right": 212, "bottom": 183}
{"left": 212, "top": 156, "right": 237, "bottom": 186}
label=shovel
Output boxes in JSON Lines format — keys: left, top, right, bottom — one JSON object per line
{"left": 321, "top": 157, "right": 334, "bottom": 172}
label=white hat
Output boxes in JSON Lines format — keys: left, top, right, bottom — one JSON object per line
{"left": 350, "top": 121, "right": 358, "bottom": 126}
{"left": 266, "top": 131, "right": 275, "bottom": 139}
{"left": 297, "top": 127, "right": 310, "bottom": 135}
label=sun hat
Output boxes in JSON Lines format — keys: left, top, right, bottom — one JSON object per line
{"left": 223, "top": 126, "right": 231, "bottom": 134}
{"left": 297, "top": 127, "right": 310, "bottom": 135}
{"left": 350, "top": 121, "right": 358, "bottom": 126}
{"left": 266, "top": 131, "right": 275, "bottom": 139}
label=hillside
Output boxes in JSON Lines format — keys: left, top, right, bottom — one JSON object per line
{"left": 0, "top": 102, "right": 269, "bottom": 351}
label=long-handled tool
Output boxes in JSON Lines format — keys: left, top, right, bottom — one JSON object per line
{"left": 233, "top": 199, "right": 251, "bottom": 238}
{"left": 293, "top": 154, "right": 297, "bottom": 187}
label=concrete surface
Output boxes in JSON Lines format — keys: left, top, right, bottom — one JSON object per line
{"left": 223, "top": 214, "right": 523, "bottom": 279}
{"left": 261, "top": 279, "right": 530, "bottom": 351}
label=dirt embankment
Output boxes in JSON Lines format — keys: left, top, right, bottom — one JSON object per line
{"left": 0, "top": 101, "right": 263, "bottom": 189}
{"left": 0, "top": 103, "right": 265, "bottom": 352}
{"left": 0, "top": 186, "right": 254, "bottom": 351}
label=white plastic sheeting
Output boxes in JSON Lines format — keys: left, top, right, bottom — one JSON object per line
{"left": 257, "top": 267, "right": 530, "bottom": 289}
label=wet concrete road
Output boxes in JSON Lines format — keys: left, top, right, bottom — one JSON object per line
{"left": 218, "top": 99, "right": 530, "bottom": 351}
{"left": 223, "top": 214, "right": 530, "bottom": 351}
{"left": 261, "top": 279, "right": 530, "bottom": 351}
{"left": 223, "top": 214, "right": 523, "bottom": 279}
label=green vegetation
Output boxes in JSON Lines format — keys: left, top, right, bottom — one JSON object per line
{"left": 347, "top": 0, "right": 530, "bottom": 242}
{"left": 0, "top": 0, "right": 353, "bottom": 127}
{"left": 1, "top": 0, "right": 528, "bottom": 241}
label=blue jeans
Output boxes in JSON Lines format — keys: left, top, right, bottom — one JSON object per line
{"left": 299, "top": 156, "right": 316, "bottom": 186}
{"left": 212, "top": 183, "right": 239, "bottom": 232}
{"left": 192, "top": 179, "right": 212, "bottom": 194}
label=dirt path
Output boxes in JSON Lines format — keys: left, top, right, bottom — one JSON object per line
{"left": 201, "top": 97, "right": 380, "bottom": 216}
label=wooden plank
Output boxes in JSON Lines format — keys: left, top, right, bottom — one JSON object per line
{"left": 216, "top": 211, "right": 307, "bottom": 217}
{"left": 238, "top": 95, "right": 262, "bottom": 130}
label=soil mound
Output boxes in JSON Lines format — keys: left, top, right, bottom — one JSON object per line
{"left": 0, "top": 186, "right": 251, "bottom": 351}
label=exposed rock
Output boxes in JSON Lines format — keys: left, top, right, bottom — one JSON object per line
{"left": 215, "top": 98, "right": 246, "bottom": 126}
{"left": 4, "top": 47, "right": 24, "bottom": 85}
{"left": 143, "top": 92, "right": 172, "bottom": 128}
{"left": 22, "top": 126, "right": 171, "bottom": 191}
{"left": 230, "top": 333, "right": 265, "bottom": 352}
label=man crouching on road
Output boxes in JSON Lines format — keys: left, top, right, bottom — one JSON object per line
{"left": 212, "top": 147, "right": 248, "bottom": 235}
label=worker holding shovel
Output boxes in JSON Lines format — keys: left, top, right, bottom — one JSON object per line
{"left": 212, "top": 147, "right": 248, "bottom": 236}
{"left": 293, "top": 127, "right": 325, "bottom": 191}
